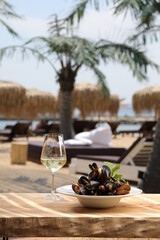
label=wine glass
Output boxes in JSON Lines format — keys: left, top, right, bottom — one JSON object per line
{"left": 40, "top": 133, "right": 67, "bottom": 200}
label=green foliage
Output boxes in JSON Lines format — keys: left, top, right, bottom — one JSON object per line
{"left": 1, "top": 12, "right": 158, "bottom": 97}
{"left": 114, "top": 0, "right": 156, "bottom": 27}
{"left": 24, "top": 34, "right": 110, "bottom": 97}
{"left": 65, "top": 0, "right": 109, "bottom": 29}
{"left": 104, "top": 161, "right": 122, "bottom": 179}
{"left": 96, "top": 39, "right": 160, "bottom": 81}
{"left": 0, "top": 0, "right": 21, "bottom": 37}
{"left": 114, "top": 0, "right": 160, "bottom": 44}
{"left": 65, "top": 0, "right": 89, "bottom": 27}
{"left": 0, "top": 45, "right": 56, "bottom": 71}
{"left": 65, "top": 0, "right": 160, "bottom": 44}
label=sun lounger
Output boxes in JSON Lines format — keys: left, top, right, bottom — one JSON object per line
{"left": 27, "top": 140, "right": 126, "bottom": 165}
{"left": 46, "top": 123, "right": 60, "bottom": 133}
{"left": 73, "top": 119, "right": 120, "bottom": 136}
{"left": 32, "top": 120, "right": 48, "bottom": 136}
{"left": 117, "top": 121, "right": 157, "bottom": 137}
{"left": 0, "top": 122, "right": 31, "bottom": 141}
{"left": 69, "top": 137, "right": 153, "bottom": 182}
{"left": 73, "top": 119, "right": 98, "bottom": 134}
{"left": 107, "top": 121, "right": 120, "bottom": 136}
{"left": 33, "top": 122, "right": 60, "bottom": 136}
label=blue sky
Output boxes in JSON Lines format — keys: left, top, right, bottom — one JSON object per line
{"left": 0, "top": 0, "right": 160, "bottom": 104}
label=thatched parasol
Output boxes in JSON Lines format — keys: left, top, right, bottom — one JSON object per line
{"left": 0, "top": 80, "right": 26, "bottom": 119}
{"left": 97, "top": 94, "right": 120, "bottom": 116}
{"left": 72, "top": 82, "right": 120, "bottom": 118}
{"left": 72, "top": 82, "right": 98, "bottom": 118}
{"left": 21, "top": 88, "right": 57, "bottom": 120}
{"left": 132, "top": 86, "right": 160, "bottom": 120}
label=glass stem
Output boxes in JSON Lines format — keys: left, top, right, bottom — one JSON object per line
{"left": 51, "top": 171, "right": 55, "bottom": 196}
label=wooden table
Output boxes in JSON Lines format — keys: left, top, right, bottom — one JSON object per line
{"left": 0, "top": 193, "right": 160, "bottom": 238}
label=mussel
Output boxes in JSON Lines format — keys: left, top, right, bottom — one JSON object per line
{"left": 99, "top": 165, "right": 111, "bottom": 183}
{"left": 78, "top": 176, "right": 90, "bottom": 186}
{"left": 72, "top": 162, "right": 131, "bottom": 196}
{"left": 72, "top": 184, "right": 81, "bottom": 195}
{"left": 88, "top": 163, "right": 101, "bottom": 181}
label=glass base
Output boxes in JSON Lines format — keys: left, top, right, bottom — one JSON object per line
{"left": 43, "top": 193, "right": 62, "bottom": 201}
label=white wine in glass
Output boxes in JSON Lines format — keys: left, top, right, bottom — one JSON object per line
{"left": 40, "top": 133, "right": 67, "bottom": 200}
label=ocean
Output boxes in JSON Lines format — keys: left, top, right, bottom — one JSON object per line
{"left": 118, "top": 104, "right": 154, "bottom": 118}
{"left": 0, "top": 105, "right": 154, "bottom": 131}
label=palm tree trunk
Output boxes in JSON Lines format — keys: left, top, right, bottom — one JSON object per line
{"left": 155, "top": 106, "right": 159, "bottom": 121}
{"left": 60, "top": 91, "right": 73, "bottom": 140}
{"left": 141, "top": 110, "right": 160, "bottom": 192}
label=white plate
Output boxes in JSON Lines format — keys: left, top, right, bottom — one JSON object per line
{"left": 56, "top": 185, "right": 142, "bottom": 209}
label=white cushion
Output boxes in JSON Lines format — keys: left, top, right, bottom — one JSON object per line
{"left": 75, "top": 123, "right": 112, "bottom": 146}
{"left": 64, "top": 138, "right": 92, "bottom": 145}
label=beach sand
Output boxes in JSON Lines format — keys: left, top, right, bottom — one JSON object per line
{"left": 0, "top": 134, "right": 138, "bottom": 193}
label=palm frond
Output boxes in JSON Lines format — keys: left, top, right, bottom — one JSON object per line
{"left": 96, "top": 40, "right": 160, "bottom": 81}
{"left": 114, "top": 0, "right": 160, "bottom": 43}
{"left": 129, "top": 25, "right": 160, "bottom": 45}
{"left": 64, "top": 0, "right": 108, "bottom": 28}
{"left": 92, "top": 66, "right": 110, "bottom": 98}
{"left": 0, "top": 0, "right": 21, "bottom": 18}
{"left": 0, "top": 19, "right": 19, "bottom": 37}
{"left": 65, "top": 0, "right": 89, "bottom": 27}
{"left": 114, "top": 0, "right": 146, "bottom": 19}
{"left": 48, "top": 14, "right": 66, "bottom": 35}
{"left": 25, "top": 35, "right": 100, "bottom": 67}
{"left": 0, "top": 45, "right": 58, "bottom": 73}
{"left": 0, "top": 0, "right": 21, "bottom": 37}
{"left": 24, "top": 31, "right": 160, "bottom": 84}
{"left": 24, "top": 33, "right": 110, "bottom": 94}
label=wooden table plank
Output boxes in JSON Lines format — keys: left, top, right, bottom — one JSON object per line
{"left": 0, "top": 193, "right": 159, "bottom": 238}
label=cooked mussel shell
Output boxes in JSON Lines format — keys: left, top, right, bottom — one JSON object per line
{"left": 88, "top": 166, "right": 101, "bottom": 181}
{"left": 79, "top": 186, "right": 88, "bottom": 195}
{"left": 98, "top": 184, "right": 106, "bottom": 195}
{"left": 89, "top": 170, "right": 99, "bottom": 181}
{"left": 84, "top": 185, "right": 96, "bottom": 195}
{"left": 72, "top": 184, "right": 81, "bottom": 194}
{"left": 99, "top": 169, "right": 108, "bottom": 183}
{"left": 114, "top": 179, "right": 123, "bottom": 188}
{"left": 105, "top": 182, "right": 117, "bottom": 194}
{"left": 101, "top": 165, "right": 111, "bottom": 178}
{"left": 89, "top": 163, "right": 98, "bottom": 171}
{"left": 90, "top": 180, "right": 100, "bottom": 188}
{"left": 78, "top": 176, "right": 90, "bottom": 186}
{"left": 98, "top": 165, "right": 111, "bottom": 183}
{"left": 73, "top": 162, "right": 130, "bottom": 196}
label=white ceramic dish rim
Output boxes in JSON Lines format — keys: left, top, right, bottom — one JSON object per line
{"left": 56, "top": 185, "right": 142, "bottom": 199}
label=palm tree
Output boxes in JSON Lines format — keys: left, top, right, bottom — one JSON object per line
{"left": 0, "top": 0, "right": 21, "bottom": 37}
{"left": 0, "top": 16, "right": 159, "bottom": 140}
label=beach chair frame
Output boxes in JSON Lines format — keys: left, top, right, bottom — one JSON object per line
{"left": 69, "top": 137, "right": 153, "bottom": 182}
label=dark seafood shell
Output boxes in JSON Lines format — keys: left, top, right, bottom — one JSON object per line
{"left": 78, "top": 176, "right": 90, "bottom": 186}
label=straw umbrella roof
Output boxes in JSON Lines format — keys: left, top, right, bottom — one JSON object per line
{"left": 108, "top": 95, "right": 120, "bottom": 115}
{"left": 72, "top": 82, "right": 98, "bottom": 118}
{"left": 0, "top": 80, "right": 26, "bottom": 118}
{"left": 72, "top": 82, "right": 120, "bottom": 118}
{"left": 22, "top": 88, "right": 57, "bottom": 119}
{"left": 132, "top": 86, "right": 160, "bottom": 120}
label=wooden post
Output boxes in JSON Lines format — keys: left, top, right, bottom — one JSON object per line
{"left": 11, "top": 142, "right": 28, "bottom": 165}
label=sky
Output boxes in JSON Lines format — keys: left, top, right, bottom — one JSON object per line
{"left": 0, "top": 0, "right": 160, "bottom": 104}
